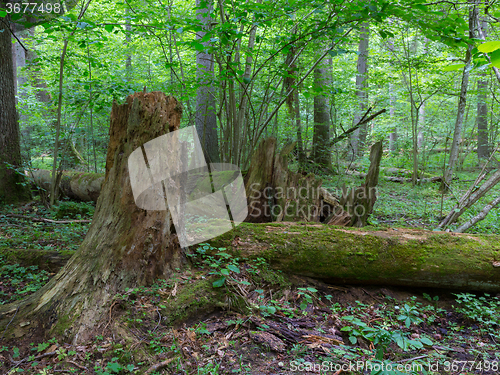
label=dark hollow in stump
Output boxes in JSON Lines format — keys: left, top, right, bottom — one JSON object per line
{"left": 0, "top": 92, "right": 183, "bottom": 344}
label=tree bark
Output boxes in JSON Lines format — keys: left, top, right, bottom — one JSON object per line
{"left": 0, "top": 17, "right": 31, "bottom": 204}
{"left": 209, "top": 223, "right": 500, "bottom": 292}
{"left": 312, "top": 57, "right": 331, "bottom": 168}
{"left": 0, "top": 92, "right": 183, "bottom": 344}
{"left": 350, "top": 23, "right": 369, "bottom": 158}
{"left": 442, "top": 1, "right": 478, "bottom": 190}
{"left": 244, "top": 138, "right": 329, "bottom": 223}
{"left": 477, "top": 17, "right": 489, "bottom": 159}
{"left": 195, "top": 0, "right": 220, "bottom": 163}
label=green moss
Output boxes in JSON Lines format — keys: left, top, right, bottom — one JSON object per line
{"left": 209, "top": 223, "right": 500, "bottom": 290}
{"left": 160, "top": 277, "right": 227, "bottom": 326}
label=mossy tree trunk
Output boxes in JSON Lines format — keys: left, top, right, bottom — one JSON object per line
{"left": 0, "top": 92, "right": 183, "bottom": 344}
{"left": 210, "top": 223, "right": 500, "bottom": 292}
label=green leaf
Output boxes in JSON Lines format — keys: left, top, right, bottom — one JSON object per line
{"left": 127, "top": 364, "right": 135, "bottom": 372}
{"left": 212, "top": 277, "right": 225, "bottom": 287}
{"left": 420, "top": 337, "right": 433, "bottom": 345}
{"left": 107, "top": 362, "right": 123, "bottom": 373}
{"left": 443, "top": 63, "right": 465, "bottom": 72}
{"left": 220, "top": 268, "right": 230, "bottom": 276}
{"left": 105, "top": 24, "right": 114, "bottom": 32}
{"left": 328, "top": 49, "right": 347, "bottom": 57}
{"left": 478, "top": 41, "right": 500, "bottom": 53}
{"left": 227, "top": 264, "right": 240, "bottom": 273}
{"left": 349, "top": 336, "right": 357, "bottom": 344}
{"left": 192, "top": 41, "right": 205, "bottom": 51}
{"left": 0, "top": 10, "right": 7, "bottom": 17}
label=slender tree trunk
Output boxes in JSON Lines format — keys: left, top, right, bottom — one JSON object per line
{"left": 350, "top": 23, "right": 369, "bottom": 158}
{"left": 455, "top": 195, "right": 500, "bottom": 233}
{"left": 0, "top": 92, "right": 183, "bottom": 344}
{"left": 417, "top": 102, "right": 425, "bottom": 148}
{"left": 477, "top": 18, "right": 489, "bottom": 159}
{"left": 195, "top": 0, "right": 220, "bottom": 163}
{"left": 388, "top": 82, "right": 398, "bottom": 153}
{"left": 295, "top": 88, "right": 305, "bottom": 166}
{"left": 312, "top": 56, "right": 331, "bottom": 168}
{"left": 0, "top": 18, "right": 31, "bottom": 204}
{"left": 442, "top": 0, "right": 478, "bottom": 191}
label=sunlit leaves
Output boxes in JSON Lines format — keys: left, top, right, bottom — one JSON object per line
{"left": 477, "top": 41, "right": 500, "bottom": 53}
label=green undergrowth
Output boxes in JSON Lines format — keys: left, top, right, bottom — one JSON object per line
{"left": 1, "top": 243, "right": 500, "bottom": 374}
{"left": 0, "top": 255, "right": 50, "bottom": 305}
{"left": 321, "top": 164, "right": 500, "bottom": 233}
{"left": 0, "top": 199, "right": 92, "bottom": 252}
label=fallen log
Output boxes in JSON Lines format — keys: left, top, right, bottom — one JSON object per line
{"left": 29, "top": 170, "right": 104, "bottom": 202}
{"left": 209, "top": 223, "right": 500, "bottom": 292}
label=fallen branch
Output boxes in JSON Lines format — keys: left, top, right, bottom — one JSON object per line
{"left": 144, "top": 358, "right": 175, "bottom": 375}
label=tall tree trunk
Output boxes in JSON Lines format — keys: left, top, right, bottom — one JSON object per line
{"left": 195, "top": 0, "right": 220, "bottom": 163}
{"left": 295, "top": 88, "right": 306, "bottom": 166}
{"left": 312, "top": 56, "right": 331, "bottom": 168}
{"left": 350, "top": 23, "right": 369, "bottom": 158}
{"left": 388, "top": 82, "right": 398, "bottom": 153}
{"left": 0, "top": 18, "right": 31, "bottom": 204}
{"left": 0, "top": 92, "right": 183, "bottom": 343}
{"left": 417, "top": 102, "right": 425, "bottom": 148}
{"left": 477, "top": 18, "right": 489, "bottom": 159}
{"left": 416, "top": 37, "right": 428, "bottom": 150}
{"left": 442, "top": 1, "right": 478, "bottom": 191}
{"left": 283, "top": 16, "right": 305, "bottom": 167}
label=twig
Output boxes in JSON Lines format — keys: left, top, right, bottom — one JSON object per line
{"left": 0, "top": 19, "right": 28, "bottom": 51}
{"left": 153, "top": 306, "right": 162, "bottom": 333}
{"left": 328, "top": 108, "right": 387, "bottom": 147}
{"left": 397, "top": 355, "right": 428, "bottom": 363}
{"left": 66, "top": 360, "right": 88, "bottom": 370}
{"left": 103, "top": 300, "right": 119, "bottom": 333}
{"left": 5, "top": 214, "right": 91, "bottom": 224}
{"left": 144, "top": 358, "right": 175, "bottom": 374}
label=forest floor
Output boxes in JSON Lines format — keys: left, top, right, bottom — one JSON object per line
{"left": 1, "top": 167, "right": 500, "bottom": 374}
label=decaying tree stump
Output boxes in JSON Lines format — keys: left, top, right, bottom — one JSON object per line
{"left": 0, "top": 92, "right": 183, "bottom": 343}
{"left": 326, "top": 141, "right": 382, "bottom": 227}
{"left": 244, "top": 138, "right": 335, "bottom": 223}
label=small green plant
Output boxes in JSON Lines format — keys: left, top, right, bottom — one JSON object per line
{"left": 341, "top": 316, "right": 432, "bottom": 360}
{"left": 187, "top": 243, "right": 241, "bottom": 287}
{"left": 397, "top": 303, "right": 422, "bottom": 328}
{"left": 453, "top": 293, "right": 500, "bottom": 328}
{"left": 297, "top": 287, "right": 318, "bottom": 310}
{"left": 0, "top": 260, "right": 50, "bottom": 304}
